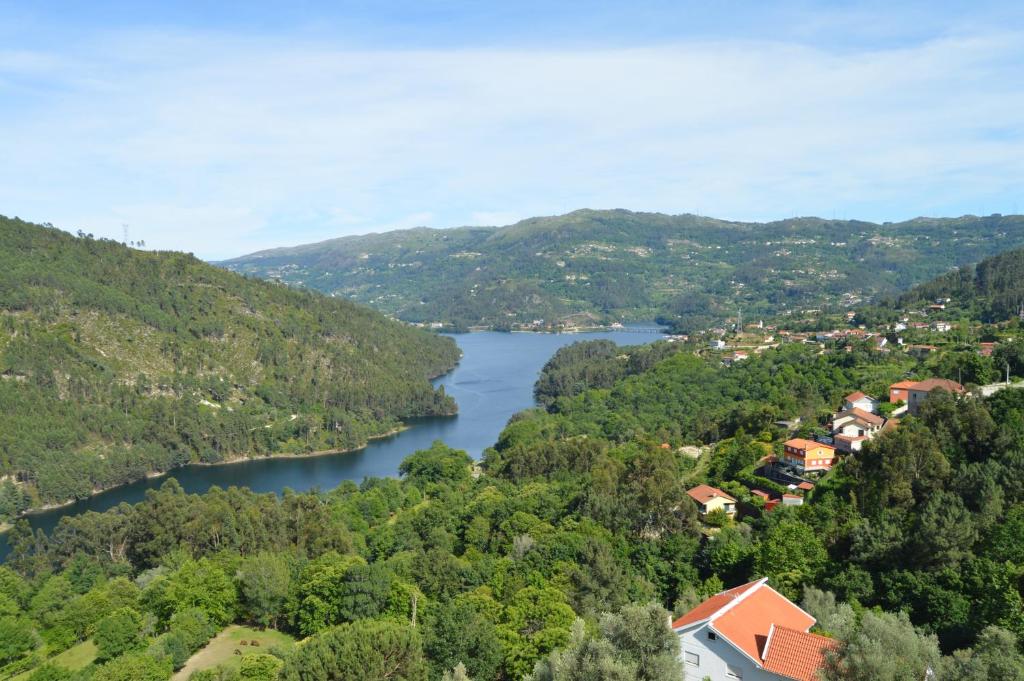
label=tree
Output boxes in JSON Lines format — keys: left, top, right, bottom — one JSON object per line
{"left": 441, "top": 663, "right": 472, "bottom": 681}
{"left": 27, "top": 665, "right": 72, "bottom": 681}
{"left": 94, "top": 607, "right": 144, "bottom": 661}
{"left": 91, "top": 651, "right": 173, "bottom": 681}
{"left": 425, "top": 597, "right": 503, "bottom": 681}
{"left": 239, "top": 653, "right": 285, "bottom": 681}
{"left": 598, "top": 602, "right": 683, "bottom": 681}
{"left": 278, "top": 619, "right": 427, "bottom": 681}
{"left": 161, "top": 558, "right": 237, "bottom": 625}
{"left": 755, "top": 518, "right": 827, "bottom": 600}
{"left": 530, "top": 620, "right": 635, "bottom": 681}
{"left": 399, "top": 442, "right": 472, "bottom": 487}
{"left": 942, "top": 626, "right": 1024, "bottom": 681}
{"left": 0, "top": 615, "right": 37, "bottom": 665}
{"left": 822, "top": 610, "right": 941, "bottom": 681}
{"left": 237, "top": 553, "right": 291, "bottom": 628}
{"left": 498, "top": 586, "right": 576, "bottom": 680}
{"left": 530, "top": 604, "right": 682, "bottom": 681}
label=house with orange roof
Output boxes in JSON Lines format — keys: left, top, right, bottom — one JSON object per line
{"left": 906, "top": 378, "right": 965, "bottom": 415}
{"left": 781, "top": 439, "right": 837, "bottom": 473}
{"left": 889, "top": 380, "right": 917, "bottom": 404}
{"left": 673, "top": 578, "right": 837, "bottom": 681}
{"left": 687, "top": 484, "right": 737, "bottom": 518}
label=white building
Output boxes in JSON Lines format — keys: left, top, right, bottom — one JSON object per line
{"left": 841, "top": 391, "right": 878, "bottom": 414}
{"left": 673, "top": 578, "right": 836, "bottom": 681}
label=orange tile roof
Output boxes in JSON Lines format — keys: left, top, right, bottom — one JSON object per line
{"left": 712, "top": 584, "right": 817, "bottom": 664}
{"left": 909, "top": 378, "right": 964, "bottom": 394}
{"left": 843, "top": 391, "right": 869, "bottom": 402}
{"left": 671, "top": 579, "right": 762, "bottom": 628}
{"left": 890, "top": 380, "right": 917, "bottom": 390}
{"left": 686, "top": 484, "right": 736, "bottom": 505}
{"left": 784, "top": 438, "right": 836, "bottom": 452}
{"left": 763, "top": 625, "right": 838, "bottom": 681}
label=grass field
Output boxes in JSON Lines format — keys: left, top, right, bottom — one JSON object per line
{"left": 10, "top": 639, "right": 97, "bottom": 681}
{"left": 172, "top": 625, "right": 295, "bottom": 681}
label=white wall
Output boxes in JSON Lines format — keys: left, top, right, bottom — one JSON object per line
{"left": 677, "top": 623, "right": 786, "bottom": 681}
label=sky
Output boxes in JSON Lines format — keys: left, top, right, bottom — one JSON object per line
{"left": 1, "top": 1, "right": 1023, "bottom": 259}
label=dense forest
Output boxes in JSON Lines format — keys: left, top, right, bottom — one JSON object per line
{"left": 0, "top": 217, "right": 460, "bottom": 515}
{"left": 221, "top": 210, "right": 1024, "bottom": 332}
{"left": 3, "top": 340, "right": 1024, "bottom": 680}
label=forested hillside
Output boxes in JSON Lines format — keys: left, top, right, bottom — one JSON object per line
{"left": 3, "top": 342, "right": 1024, "bottom": 680}
{"left": 892, "top": 244, "right": 1024, "bottom": 322}
{"left": 221, "top": 210, "right": 1024, "bottom": 332}
{"left": 0, "top": 217, "right": 460, "bottom": 514}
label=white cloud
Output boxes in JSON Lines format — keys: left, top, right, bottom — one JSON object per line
{"left": 0, "top": 29, "right": 1022, "bottom": 258}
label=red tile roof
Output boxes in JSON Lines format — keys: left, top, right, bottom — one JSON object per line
{"left": 686, "top": 484, "right": 736, "bottom": 505}
{"left": 890, "top": 380, "right": 917, "bottom": 390}
{"left": 843, "top": 391, "right": 868, "bottom": 402}
{"left": 797, "top": 482, "right": 815, "bottom": 491}
{"left": 763, "top": 625, "right": 838, "bottom": 681}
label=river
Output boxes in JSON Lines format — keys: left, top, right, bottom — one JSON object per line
{"left": 0, "top": 326, "right": 663, "bottom": 559}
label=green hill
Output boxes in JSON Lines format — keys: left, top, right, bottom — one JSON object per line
{"left": 0, "top": 216, "right": 460, "bottom": 514}
{"left": 221, "top": 210, "right": 1024, "bottom": 332}
{"left": 891, "top": 244, "right": 1024, "bottom": 323}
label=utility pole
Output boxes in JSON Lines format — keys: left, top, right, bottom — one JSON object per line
{"left": 122, "top": 223, "right": 129, "bottom": 245}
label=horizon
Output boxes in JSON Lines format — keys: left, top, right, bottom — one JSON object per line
{"left": 2, "top": 1, "right": 1024, "bottom": 259}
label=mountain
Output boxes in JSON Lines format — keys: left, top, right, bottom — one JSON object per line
{"left": 0, "top": 216, "right": 460, "bottom": 514}
{"left": 221, "top": 210, "right": 1024, "bottom": 332}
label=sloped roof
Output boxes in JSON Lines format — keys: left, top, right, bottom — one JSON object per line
{"left": 784, "top": 438, "right": 836, "bottom": 452}
{"left": 909, "top": 378, "right": 964, "bottom": 394}
{"left": 671, "top": 579, "right": 762, "bottom": 629}
{"left": 843, "top": 391, "right": 874, "bottom": 402}
{"left": 686, "top": 484, "right": 736, "bottom": 505}
{"left": 890, "top": 380, "right": 917, "bottom": 390}
{"left": 712, "top": 584, "right": 817, "bottom": 664}
{"left": 763, "top": 625, "right": 839, "bottom": 681}
{"left": 835, "top": 407, "right": 884, "bottom": 427}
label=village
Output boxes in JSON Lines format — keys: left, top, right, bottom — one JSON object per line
{"left": 660, "top": 300, "right": 1006, "bottom": 681}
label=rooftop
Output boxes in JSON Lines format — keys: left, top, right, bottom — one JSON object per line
{"left": 686, "top": 484, "right": 736, "bottom": 505}
{"left": 784, "top": 438, "right": 835, "bottom": 451}
{"left": 673, "top": 578, "right": 827, "bottom": 675}
{"left": 909, "top": 378, "right": 965, "bottom": 394}
{"left": 763, "top": 625, "right": 839, "bottom": 681}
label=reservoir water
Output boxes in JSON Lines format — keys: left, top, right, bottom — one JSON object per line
{"left": 0, "top": 326, "right": 663, "bottom": 559}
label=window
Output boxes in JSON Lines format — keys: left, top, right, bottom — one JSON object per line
{"left": 684, "top": 651, "right": 700, "bottom": 667}
{"left": 707, "top": 631, "right": 717, "bottom": 640}
{"left": 726, "top": 665, "right": 744, "bottom": 679}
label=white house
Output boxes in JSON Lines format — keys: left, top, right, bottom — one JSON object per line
{"left": 830, "top": 408, "right": 886, "bottom": 452}
{"left": 841, "top": 391, "right": 878, "bottom": 414}
{"left": 673, "top": 578, "right": 836, "bottom": 681}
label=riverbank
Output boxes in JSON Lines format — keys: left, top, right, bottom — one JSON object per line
{"left": 9, "top": 424, "right": 418, "bottom": 524}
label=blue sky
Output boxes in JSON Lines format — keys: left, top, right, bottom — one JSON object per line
{"left": 1, "top": 1, "right": 1023, "bottom": 259}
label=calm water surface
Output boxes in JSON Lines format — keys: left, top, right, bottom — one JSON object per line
{"left": 0, "top": 326, "right": 662, "bottom": 558}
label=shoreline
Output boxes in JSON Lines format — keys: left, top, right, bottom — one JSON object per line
{"left": 11, "top": 423, "right": 420, "bottom": 523}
